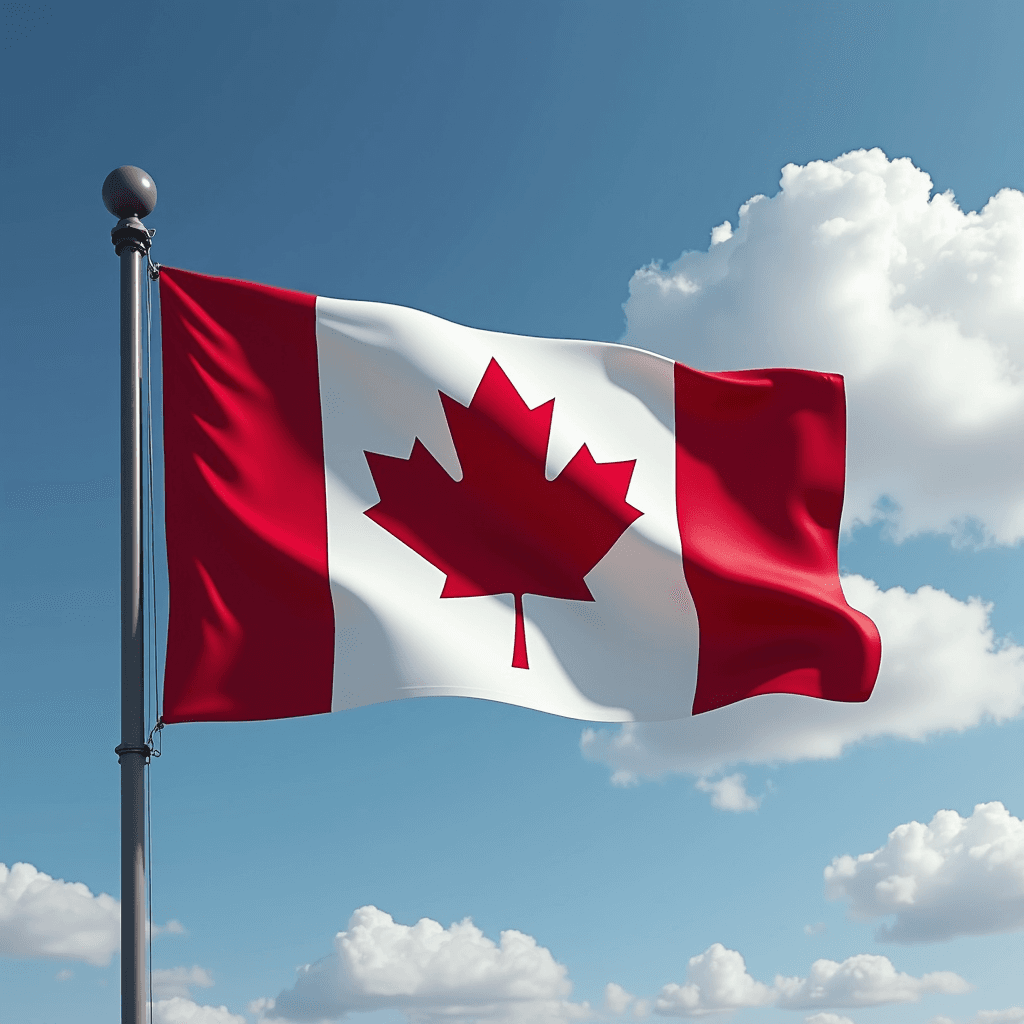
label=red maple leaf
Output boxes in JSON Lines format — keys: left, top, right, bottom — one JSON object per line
{"left": 363, "top": 359, "right": 642, "bottom": 669}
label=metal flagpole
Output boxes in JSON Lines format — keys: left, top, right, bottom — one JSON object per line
{"left": 103, "top": 165, "right": 157, "bottom": 1024}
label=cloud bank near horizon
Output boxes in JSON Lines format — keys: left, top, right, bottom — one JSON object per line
{"left": 259, "top": 905, "right": 590, "bottom": 1024}
{"left": 649, "top": 944, "right": 967, "bottom": 1017}
{"left": 150, "top": 997, "right": 245, "bottom": 1024}
{"left": 254, "top": 907, "right": 968, "bottom": 1024}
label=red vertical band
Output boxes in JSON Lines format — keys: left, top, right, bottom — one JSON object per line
{"left": 675, "top": 363, "right": 881, "bottom": 715}
{"left": 159, "top": 268, "right": 334, "bottom": 723}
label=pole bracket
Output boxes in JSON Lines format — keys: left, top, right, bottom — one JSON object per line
{"left": 111, "top": 216, "right": 153, "bottom": 257}
{"left": 114, "top": 742, "right": 153, "bottom": 764}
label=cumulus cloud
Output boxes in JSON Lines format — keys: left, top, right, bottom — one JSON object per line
{"left": 248, "top": 997, "right": 276, "bottom": 1019}
{"left": 253, "top": 912, "right": 965, "bottom": 1022}
{"left": 582, "top": 576, "right": 1024, "bottom": 778}
{"left": 152, "top": 965, "right": 215, "bottom": 1000}
{"left": 654, "top": 943, "right": 773, "bottom": 1015}
{"left": 605, "top": 983, "right": 635, "bottom": 1015}
{"left": 602, "top": 984, "right": 652, "bottom": 1019}
{"left": 0, "top": 861, "right": 119, "bottom": 966}
{"left": 650, "top": 945, "right": 966, "bottom": 1017}
{"left": 150, "top": 997, "right": 246, "bottom": 1024}
{"left": 773, "top": 954, "right": 968, "bottom": 1009}
{"left": 262, "top": 905, "right": 591, "bottom": 1023}
{"left": 0, "top": 861, "right": 182, "bottom": 967}
{"left": 694, "top": 774, "right": 760, "bottom": 812}
{"left": 825, "top": 801, "right": 1024, "bottom": 942}
{"left": 623, "top": 147, "right": 1024, "bottom": 545}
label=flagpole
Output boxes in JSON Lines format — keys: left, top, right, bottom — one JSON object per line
{"left": 103, "top": 165, "right": 157, "bottom": 1024}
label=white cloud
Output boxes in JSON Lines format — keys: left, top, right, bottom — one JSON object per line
{"left": 152, "top": 918, "right": 186, "bottom": 937}
{"left": 253, "top": 913, "right": 965, "bottom": 1022}
{"left": 650, "top": 945, "right": 965, "bottom": 1017}
{"left": 605, "top": 983, "right": 635, "bottom": 1015}
{"left": 248, "top": 996, "right": 276, "bottom": 1019}
{"left": 804, "top": 1015, "right": 854, "bottom": 1024}
{"left": 152, "top": 965, "right": 215, "bottom": 1000}
{"left": 803, "top": 924, "right": 826, "bottom": 936}
{"left": 709, "top": 221, "right": 733, "bottom": 245}
{"left": 601, "top": 984, "right": 652, "bottom": 1019}
{"left": 694, "top": 774, "right": 760, "bottom": 812}
{"left": 55, "top": 968, "right": 73, "bottom": 981}
{"left": 0, "top": 861, "right": 119, "bottom": 966}
{"left": 262, "top": 905, "right": 591, "bottom": 1023}
{"left": 654, "top": 943, "right": 773, "bottom": 1015}
{"left": 150, "top": 997, "right": 246, "bottom": 1024}
{"left": 825, "top": 801, "right": 1024, "bottom": 942}
{"left": 0, "top": 860, "right": 183, "bottom": 967}
{"left": 773, "top": 954, "right": 968, "bottom": 1008}
{"left": 582, "top": 576, "right": 1024, "bottom": 778}
{"left": 623, "top": 148, "right": 1024, "bottom": 545}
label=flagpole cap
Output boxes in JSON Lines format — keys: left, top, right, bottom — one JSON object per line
{"left": 102, "top": 166, "right": 157, "bottom": 220}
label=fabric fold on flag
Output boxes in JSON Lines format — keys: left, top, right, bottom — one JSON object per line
{"left": 158, "top": 267, "right": 880, "bottom": 725}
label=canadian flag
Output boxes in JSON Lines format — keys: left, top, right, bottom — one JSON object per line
{"left": 158, "top": 268, "right": 880, "bottom": 725}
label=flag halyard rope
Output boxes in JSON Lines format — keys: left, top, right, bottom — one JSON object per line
{"left": 143, "top": 249, "right": 163, "bottom": 1024}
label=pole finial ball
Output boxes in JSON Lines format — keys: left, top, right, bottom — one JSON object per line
{"left": 102, "top": 166, "right": 157, "bottom": 219}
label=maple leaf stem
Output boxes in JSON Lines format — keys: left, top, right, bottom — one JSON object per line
{"left": 512, "top": 593, "right": 529, "bottom": 670}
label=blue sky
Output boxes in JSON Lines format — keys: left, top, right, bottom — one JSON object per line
{"left": 2, "top": 2, "right": 1024, "bottom": 1023}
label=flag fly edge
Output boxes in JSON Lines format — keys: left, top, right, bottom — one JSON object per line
{"left": 674, "top": 362, "right": 882, "bottom": 714}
